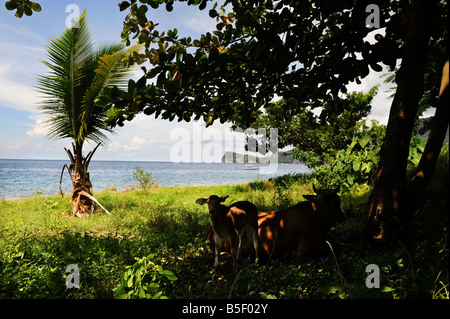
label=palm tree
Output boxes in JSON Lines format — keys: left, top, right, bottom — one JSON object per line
{"left": 36, "top": 10, "right": 136, "bottom": 217}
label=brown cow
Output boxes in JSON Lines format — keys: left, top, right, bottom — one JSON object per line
{"left": 259, "top": 184, "right": 345, "bottom": 260}
{"left": 206, "top": 184, "right": 345, "bottom": 262}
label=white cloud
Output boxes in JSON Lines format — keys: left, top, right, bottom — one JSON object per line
{"left": 123, "top": 136, "right": 148, "bottom": 152}
{"left": 26, "top": 118, "right": 48, "bottom": 137}
{"left": 106, "top": 141, "right": 121, "bottom": 153}
{"left": 365, "top": 28, "right": 386, "bottom": 44}
{"left": 89, "top": 112, "right": 251, "bottom": 162}
{"left": 0, "top": 21, "right": 47, "bottom": 114}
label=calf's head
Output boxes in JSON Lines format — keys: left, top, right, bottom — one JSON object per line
{"left": 196, "top": 195, "right": 229, "bottom": 215}
{"left": 303, "top": 184, "right": 345, "bottom": 224}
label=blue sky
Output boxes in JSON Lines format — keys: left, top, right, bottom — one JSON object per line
{"left": 0, "top": 1, "right": 399, "bottom": 162}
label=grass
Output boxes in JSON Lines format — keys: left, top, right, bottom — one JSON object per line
{"left": 0, "top": 150, "right": 448, "bottom": 299}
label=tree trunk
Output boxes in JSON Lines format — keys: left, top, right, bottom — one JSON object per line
{"left": 365, "top": 0, "right": 437, "bottom": 242}
{"left": 71, "top": 143, "right": 94, "bottom": 217}
{"left": 406, "top": 60, "right": 449, "bottom": 214}
{"left": 60, "top": 143, "right": 111, "bottom": 217}
{"left": 63, "top": 143, "right": 97, "bottom": 217}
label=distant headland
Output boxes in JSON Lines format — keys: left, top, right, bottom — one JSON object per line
{"left": 221, "top": 150, "right": 300, "bottom": 164}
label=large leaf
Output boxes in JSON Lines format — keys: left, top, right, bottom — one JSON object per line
{"left": 346, "top": 136, "right": 358, "bottom": 156}
{"left": 158, "top": 269, "right": 177, "bottom": 281}
{"left": 381, "top": 286, "right": 395, "bottom": 293}
{"left": 352, "top": 158, "right": 361, "bottom": 172}
{"left": 358, "top": 134, "right": 371, "bottom": 148}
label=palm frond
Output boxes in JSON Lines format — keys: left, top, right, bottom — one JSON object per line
{"left": 79, "top": 43, "right": 142, "bottom": 144}
{"left": 36, "top": 9, "right": 94, "bottom": 145}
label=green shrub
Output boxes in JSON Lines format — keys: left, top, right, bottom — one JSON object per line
{"left": 132, "top": 166, "right": 156, "bottom": 194}
{"left": 314, "top": 134, "right": 426, "bottom": 192}
{"left": 114, "top": 254, "right": 177, "bottom": 299}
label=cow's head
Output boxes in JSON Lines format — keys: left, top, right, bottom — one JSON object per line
{"left": 303, "top": 184, "right": 345, "bottom": 224}
{"left": 196, "top": 195, "right": 229, "bottom": 215}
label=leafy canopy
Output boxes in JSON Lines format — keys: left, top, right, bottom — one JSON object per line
{"left": 101, "top": 0, "right": 414, "bottom": 129}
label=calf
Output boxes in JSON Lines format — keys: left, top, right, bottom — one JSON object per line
{"left": 196, "top": 195, "right": 259, "bottom": 267}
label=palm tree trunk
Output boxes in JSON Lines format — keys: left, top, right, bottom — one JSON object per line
{"left": 66, "top": 142, "right": 95, "bottom": 217}
{"left": 73, "top": 142, "right": 84, "bottom": 189}
{"left": 61, "top": 143, "right": 111, "bottom": 217}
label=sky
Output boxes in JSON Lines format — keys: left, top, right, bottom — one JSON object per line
{"left": 0, "top": 1, "right": 406, "bottom": 162}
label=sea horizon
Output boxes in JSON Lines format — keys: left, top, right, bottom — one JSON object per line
{"left": 0, "top": 157, "right": 212, "bottom": 163}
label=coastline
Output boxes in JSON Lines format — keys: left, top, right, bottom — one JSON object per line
{"left": 0, "top": 181, "right": 246, "bottom": 201}
{"left": 0, "top": 159, "right": 310, "bottom": 200}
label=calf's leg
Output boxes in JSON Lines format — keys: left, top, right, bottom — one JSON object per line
{"left": 252, "top": 227, "right": 260, "bottom": 262}
{"left": 213, "top": 233, "right": 222, "bottom": 267}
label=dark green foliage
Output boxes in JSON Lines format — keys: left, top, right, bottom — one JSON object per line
{"left": 0, "top": 231, "right": 136, "bottom": 298}
{"left": 5, "top": 0, "right": 41, "bottom": 17}
{"left": 253, "top": 87, "right": 379, "bottom": 169}
{"left": 312, "top": 121, "right": 427, "bottom": 191}
{"left": 115, "top": 254, "right": 177, "bottom": 299}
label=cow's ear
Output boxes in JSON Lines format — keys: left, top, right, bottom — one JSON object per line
{"left": 196, "top": 198, "right": 208, "bottom": 205}
{"left": 303, "top": 195, "right": 316, "bottom": 201}
{"left": 220, "top": 195, "right": 229, "bottom": 202}
{"left": 312, "top": 183, "right": 321, "bottom": 194}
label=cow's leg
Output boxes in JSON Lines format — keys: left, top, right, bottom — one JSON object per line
{"left": 236, "top": 226, "right": 247, "bottom": 262}
{"left": 213, "top": 233, "right": 222, "bottom": 268}
{"left": 251, "top": 226, "right": 259, "bottom": 262}
{"left": 230, "top": 235, "right": 238, "bottom": 268}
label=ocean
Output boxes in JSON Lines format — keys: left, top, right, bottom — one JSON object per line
{"left": 0, "top": 159, "right": 309, "bottom": 200}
